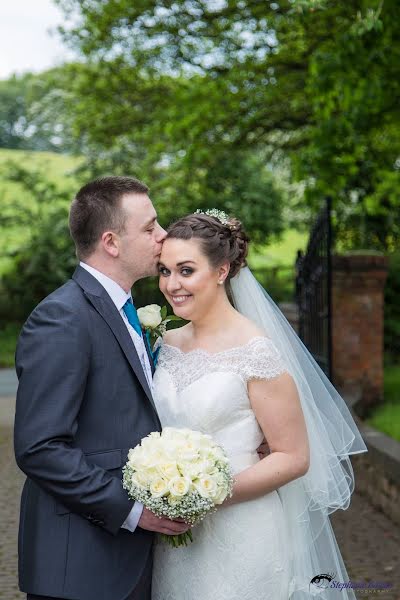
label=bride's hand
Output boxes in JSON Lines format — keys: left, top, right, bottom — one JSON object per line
{"left": 257, "top": 438, "right": 270, "bottom": 460}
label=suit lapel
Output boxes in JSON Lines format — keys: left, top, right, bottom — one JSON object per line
{"left": 72, "top": 267, "right": 158, "bottom": 414}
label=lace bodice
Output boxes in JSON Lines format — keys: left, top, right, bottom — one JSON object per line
{"left": 152, "top": 336, "right": 289, "bottom": 474}
{"left": 156, "top": 336, "right": 288, "bottom": 393}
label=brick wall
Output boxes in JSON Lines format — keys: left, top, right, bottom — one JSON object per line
{"left": 331, "top": 254, "right": 389, "bottom": 417}
{"left": 352, "top": 421, "right": 400, "bottom": 527}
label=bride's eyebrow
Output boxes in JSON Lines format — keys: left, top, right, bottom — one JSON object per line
{"left": 176, "top": 260, "right": 196, "bottom": 266}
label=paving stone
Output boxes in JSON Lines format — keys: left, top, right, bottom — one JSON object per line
{"left": 331, "top": 491, "right": 400, "bottom": 600}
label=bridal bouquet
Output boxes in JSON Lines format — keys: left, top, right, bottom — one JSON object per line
{"left": 122, "top": 427, "right": 234, "bottom": 547}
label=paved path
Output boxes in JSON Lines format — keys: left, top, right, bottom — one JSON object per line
{"left": 0, "top": 370, "right": 17, "bottom": 398}
{"left": 0, "top": 388, "right": 399, "bottom": 599}
{"left": 0, "top": 395, "right": 24, "bottom": 600}
{"left": 330, "top": 489, "right": 400, "bottom": 599}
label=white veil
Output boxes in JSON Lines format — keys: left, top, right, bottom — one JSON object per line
{"left": 230, "top": 266, "right": 368, "bottom": 599}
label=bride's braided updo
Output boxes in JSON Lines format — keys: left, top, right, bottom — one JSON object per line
{"left": 166, "top": 211, "right": 250, "bottom": 280}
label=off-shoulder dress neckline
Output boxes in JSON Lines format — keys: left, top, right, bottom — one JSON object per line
{"left": 160, "top": 335, "right": 270, "bottom": 357}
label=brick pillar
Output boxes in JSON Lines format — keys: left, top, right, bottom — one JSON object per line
{"left": 331, "top": 254, "right": 388, "bottom": 417}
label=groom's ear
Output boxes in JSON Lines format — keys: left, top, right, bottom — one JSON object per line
{"left": 101, "top": 230, "right": 119, "bottom": 257}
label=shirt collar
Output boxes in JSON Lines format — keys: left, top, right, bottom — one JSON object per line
{"left": 80, "top": 262, "right": 131, "bottom": 311}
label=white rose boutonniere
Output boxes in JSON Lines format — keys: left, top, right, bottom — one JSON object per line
{"left": 137, "top": 304, "right": 182, "bottom": 365}
{"left": 137, "top": 304, "right": 163, "bottom": 329}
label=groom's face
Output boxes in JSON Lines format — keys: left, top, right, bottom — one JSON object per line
{"left": 118, "top": 193, "right": 166, "bottom": 279}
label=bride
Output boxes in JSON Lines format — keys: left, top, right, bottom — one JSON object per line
{"left": 150, "top": 210, "right": 367, "bottom": 600}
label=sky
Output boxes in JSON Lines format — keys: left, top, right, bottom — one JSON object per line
{"left": 0, "top": 0, "right": 74, "bottom": 79}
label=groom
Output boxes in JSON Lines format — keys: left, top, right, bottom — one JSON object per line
{"left": 14, "top": 176, "right": 190, "bottom": 600}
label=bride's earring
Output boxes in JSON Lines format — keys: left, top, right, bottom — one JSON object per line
{"left": 218, "top": 280, "right": 224, "bottom": 285}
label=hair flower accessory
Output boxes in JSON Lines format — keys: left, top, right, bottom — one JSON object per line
{"left": 195, "top": 208, "right": 234, "bottom": 228}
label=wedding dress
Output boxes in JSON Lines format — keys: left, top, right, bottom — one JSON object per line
{"left": 151, "top": 336, "right": 295, "bottom": 600}
{"left": 151, "top": 266, "right": 367, "bottom": 599}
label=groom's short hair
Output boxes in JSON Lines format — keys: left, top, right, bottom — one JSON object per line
{"left": 69, "top": 176, "right": 149, "bottom": 259}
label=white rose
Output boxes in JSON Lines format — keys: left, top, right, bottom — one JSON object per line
{"left": 177, "top": 441, "right": 199, "bottom": 462}
{"left": 141, "top": 435, "right": 160, "bottom": 450}
{"left": 207, "top": 450, "right": 230, "bottom": 468}
{"left": 184, "top": 459, "right": 206, "bottom": 479}
{"left": 212, "top": 486, "right": 229, "bottom": 505}
{"left": 168, "top": 476, "right": 191, "bottom": 497}
{"left": 199, "top": 459, "right": 216, "bottom": 474}
{"left": 194, "top": 476, "right": 217, "bottom": 499}
{"left": 128, "top": 447, "right": 148, "bottom": 470}
{"left": 143, "top": 450, "right": 164, "bottom": 469}
{"left": 160, "top": 427, "right": 176, "bottom": 439}
{"left": 130, "top": 471, "right": 151, "bottom": 489}
{"left": 137, "top": 304, "right": 162, "bottom": 328}
{"left": 160, "top": 438, "right": 180, "bottom": 456}
{"left": 157, "top": 462, "right": 180, "bottom": 480}
{"left": 150, "top": 477, "right": 169, "bottom": 498}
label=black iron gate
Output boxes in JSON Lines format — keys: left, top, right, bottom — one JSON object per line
{"left": 295, "top": 197, "right": 332, "bottom": 379}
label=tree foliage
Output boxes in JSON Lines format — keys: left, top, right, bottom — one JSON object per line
{"left": 0, "top": 74, "right": 34, "bottom": 150}
{"left": 55, "top": 0, "right": 399, "bottom": 250}
{"left": 0, "top": 69, "right": 81, "bottom": 153}
{"left": 0, "top": 165, "right": 76, "bottom": 323}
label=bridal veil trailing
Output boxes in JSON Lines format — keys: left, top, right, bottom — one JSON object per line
{"left": 230, "top": 266, "right": 368, "bottom": 599}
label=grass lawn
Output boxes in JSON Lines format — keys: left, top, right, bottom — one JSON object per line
{"left": 248, "top": 229, "right": 308, "bottom": 269}
{"left": 248, "top": 229, "right": 308, "bottom": 302}
{"left": 366, "top": 363, "right": 400, "bottom": 442}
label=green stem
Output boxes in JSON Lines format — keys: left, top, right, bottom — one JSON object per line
{"left": 161, "top": 529, "right": 193, "bottom": 547}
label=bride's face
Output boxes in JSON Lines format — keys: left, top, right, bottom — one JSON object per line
{"left": 158, "top": 237, "right": 227, "bottom": 320}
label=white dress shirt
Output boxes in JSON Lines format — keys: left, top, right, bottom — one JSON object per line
{"left": 80, "top": 262, "right": 151, "bottom": 532}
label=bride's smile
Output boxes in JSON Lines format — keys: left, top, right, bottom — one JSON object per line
{"left": 170, "top": 294, "right": 192, "bottom": 305}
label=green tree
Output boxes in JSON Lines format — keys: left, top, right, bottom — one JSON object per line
{"left": 0, "top": 74, "right": 33, "bottom": 149}
{"left": 0, "top": 165, "right": 76, "bottom": 323}
{"left": 56, "top": 0, "right": 400, "bottom": 250}
{"left": 295, "top": 0, "right": 400, "bottom": 251}
{"left": 0, "top": 70, "right": 79, "bottom": 153}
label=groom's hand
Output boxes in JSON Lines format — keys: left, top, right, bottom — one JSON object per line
{"left": 138, "top": 507, "right": 191, "bottom": 535}
{"left": 257, "top": 438, "right": 270, "bottom": 460}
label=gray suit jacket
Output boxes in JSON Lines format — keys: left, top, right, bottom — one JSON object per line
{"left": 14, "top": 265, "right": 161, "bottom": 600}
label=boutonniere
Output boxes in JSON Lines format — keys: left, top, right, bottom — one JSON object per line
{"left": 137, "top": 304, "right": 182, "bottom": 364}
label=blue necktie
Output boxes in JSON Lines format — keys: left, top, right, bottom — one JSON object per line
{"left": 123, "top": 298, "right": 158, "bottom": 367}
{"left": 122, "top": 298, "right": 142, "bottom": 337}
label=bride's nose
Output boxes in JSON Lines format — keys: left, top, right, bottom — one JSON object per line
{"left": 166, "top": 273, "right": 183, "bottom": 294}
